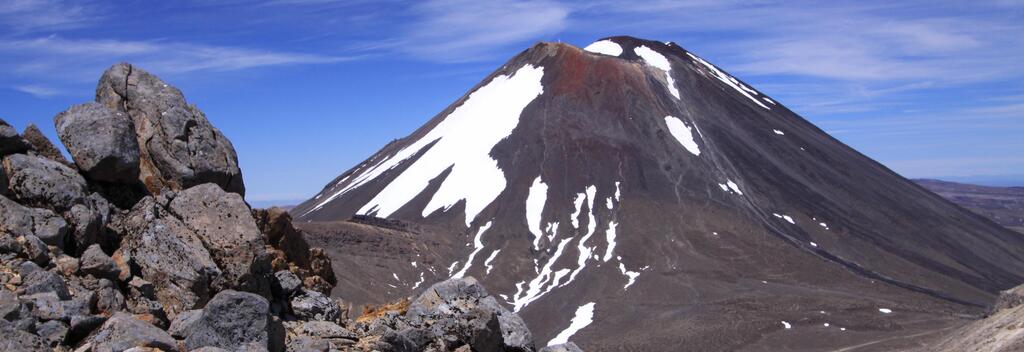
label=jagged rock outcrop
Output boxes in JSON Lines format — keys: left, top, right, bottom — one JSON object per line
{"left": 96, "top": 63, "right": 245, "bottom": 196}
{"left": 0, "top": 119, "right": 30, "bottom": 157}
{"left": 21, "top": 124, "right": 71, "bottom": 166}
{"left": 0, "top": 62, "right": 549, "bottom": 352}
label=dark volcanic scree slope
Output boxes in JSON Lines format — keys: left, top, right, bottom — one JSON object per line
{"left": 293, "top": 36, "right": 1024, "bottom": 351}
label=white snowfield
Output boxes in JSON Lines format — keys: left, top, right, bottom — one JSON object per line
{"left": 548, "top": 302, "right": 597, "bottom": 346}
{"left": 635, "top": 46, "right": 680, "bottom": 99}
{"left": 664, "top": 116, "right": 701, "bottom": 156}
{"left": 583, "top": 40, "right": 623, "bottom": 56}
{"left": 306, "top": 65, "right": 546, "bottom": 227}
{"left": 686, "top": 52, "right": 770, "bottom": 110}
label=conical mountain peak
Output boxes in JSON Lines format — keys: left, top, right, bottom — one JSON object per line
{"left": 293, "top": 36, "right": 1024, "bottom": 350}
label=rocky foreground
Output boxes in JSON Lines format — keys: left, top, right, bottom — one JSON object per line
{"left": 0, "top": 64, "right": 575, "bottom": 351}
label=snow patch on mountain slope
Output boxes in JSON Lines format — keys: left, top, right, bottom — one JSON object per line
{"left": 526, "top": 176, "right": 548, "bottom": 250}
{"left": 772, "top": 213, "right": 796, "bottom": 224}
{"left": 635, "top": 46, "right": 680, "bottom": 99}
{"left": 513, "top": 237, "right": 573, "bottom": 312}
{"left": 452, "top": 221, "right": 493, "bottom": 278}
{"left": 618, "top": 262, "right": 640, "bottom": 290}
{"left": 603, "top": 220, "right": 618, "bottom": 262}
{"left": 484, "top": 249, "right": 501, "bottom": 275}
{"left": 773, "top": 129, "right": 785, "bottom": 135}
{"left": 726, "top": 180, "right": 743, "bottom": 195}
{"left": 686, "top": 53, "right": 769, "bottom": 110}
{"left": 548, "top": 302, "right": 596, "bottom": 346}
{"left": 664, "top": 116, "right": 701, "bottom": 156}
{"left": 584, "top": 40, "right": 623, "bottom": 56}
{"left": 563, "top": 186, "right": 598, "bottom": 288}
{"left": 307, "top": 65, "right": 545, "bottom": 226}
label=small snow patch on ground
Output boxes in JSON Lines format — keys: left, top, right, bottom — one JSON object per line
{"left": 781, "top": 321, "right": 791, "bottom": 329}
{"left": 412, "top": 272, "right": 425, "bottom": 289}
{"left": 726, "top": 180, "right": 743, "bottom": 195}
{"left": 602, "top": 221, "right": 618, "bottom": 262}
{"left": 686, "top": 53, "right": 769, "bottom": 109}
{"left": 819, "top": 222, "right": 829, "bottom": 229}
{"left": 773, "top": 129, "right": 785, "bottom": 135}
{"left": 618, "top": 262, "right": 641, "bottom": 290}
{"left": 879, "top": 308, "right": 893, "bottom": 314}
{"left": 824, "top": 323, "right": 830, "bottom": 327}
{"left": 584, "top": 40, "right": 623, "bottom": 56}
{"left": 548, "top": 302, "right": 596, "bottom": 346}
{"left": 635, "top": 46, "right": 680, "bottom": 99}
{"left": 484, "top": 249, "right": 501, "bottom": 275}
{"left": 664, "top": 116, "right": 701, "bottom": 155}
{"left": 452, "top": 221, "right": 493, "bottom": 278}
{"left": 810, "top": 242, "right": 818, "bottom": 247}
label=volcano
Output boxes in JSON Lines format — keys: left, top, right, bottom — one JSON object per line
{"left": 292, "top": 36, "right": 1024, "bottom": 351}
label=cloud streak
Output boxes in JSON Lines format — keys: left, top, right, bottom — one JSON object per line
{"left": 0, "top": 35, "right": 351, "bottom": 96}
{"left": 377, "top": 0, "right": 570, "bottom": 63}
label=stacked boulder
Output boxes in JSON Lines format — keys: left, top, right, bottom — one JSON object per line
{"left": 0, "top": 63, "right": 557, "bottom": 351}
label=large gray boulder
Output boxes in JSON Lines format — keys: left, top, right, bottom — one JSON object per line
{"left": 118, "top": 195, "right": 222, "bottom": 319}
{"left": 2, "top": 153, "right": 87, "bottom": 211}
{"left": 405, "top": 277, "right": 536, "bottom": 352}
{"left": 95, "top": 63, "right": 244, "bottom": 196}
{"left": 0, "top": 118, "right": 30, "bottom": 157}
{"left": 89, "top": 313, "right": 177, "bottom": 352}
{"left": 183, "top": 290, "right": 272, "bottom": 351}
{"left": 54, "top": 102, "right": 140, "bottom": 184}
{"left": 169, "top": 183, "right": 266, "bottom": 291}
{"left": 0, "top": 194, "right": 68, "bottom": 249}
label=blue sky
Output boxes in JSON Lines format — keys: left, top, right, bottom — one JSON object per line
{"left": 1, "top": 0, "right": 1022, "bottom": 204}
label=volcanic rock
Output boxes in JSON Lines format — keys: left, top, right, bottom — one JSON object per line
{"left": 291, "top": 289, "right": 341, "bottom": 322}
{"left": 118, "top": 194, "right": 222, "bottom": 318}
{"left": 0, "top": 194, "right": 68, "bottom": 249}
{"left": 183, "top": 290, "right": 272, "bottom": 352}
{"left": 2, "top": 153, "right": 87, "bottom": 211}
{"left": 21, "top": 124, "right": 70, "bottom": 166}
{"left": 89, "top": 312, "right": 177, "bottom": 352}
{"left": 95, "top": 63, "right": 244, "bottom": 196}
{"left": 54, "top": 102, "right": 141, "bottom": 184}
{"left": 168, "top": 183, "right": 266, "bottom": 292}
{"left": 0, "top": 118, "right": 30, "bottom": 157}
{"left": 80, "top": 244, "right": 121, "bottom": 280}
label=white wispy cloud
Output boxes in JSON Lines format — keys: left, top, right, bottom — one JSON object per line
{"left": 0, "top": 0, "right": 94, "bottom": 32}
{"left": 384, "top": 0, "right": 570, "bottom": 63}
{"left": 13, "top": 84, "right": 59, "bottom": 97}
{"left": 1, "top": 35, "right": 352, "bottom": 96}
